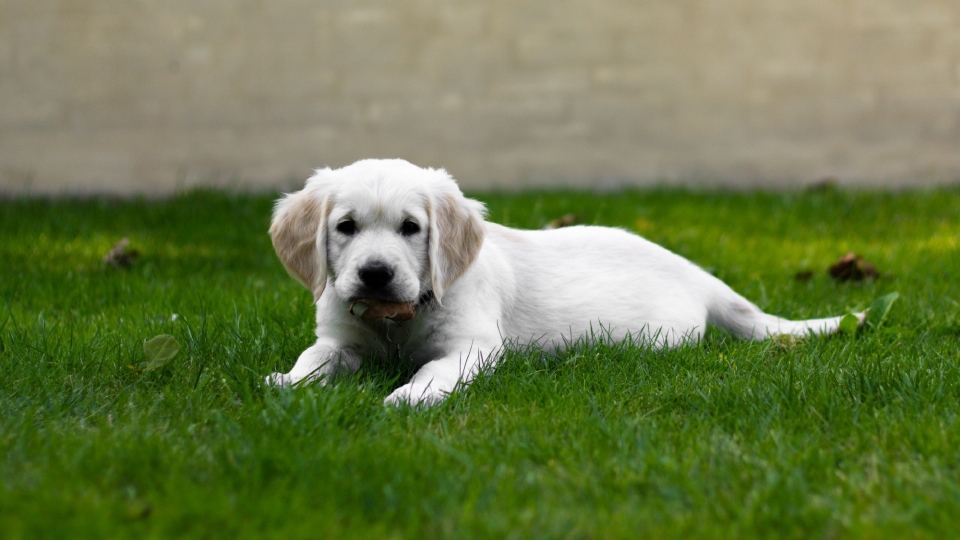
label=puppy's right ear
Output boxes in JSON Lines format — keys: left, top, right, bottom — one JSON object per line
{"left": 269, "top": 183, "right": 331, "bottom": 302}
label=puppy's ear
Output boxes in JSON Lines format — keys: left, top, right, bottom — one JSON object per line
{"left": 269, "top": 183, "right": 331, "bottom": 302}
{"left": 428, "top": 191, "right": 486, "bottom": 302}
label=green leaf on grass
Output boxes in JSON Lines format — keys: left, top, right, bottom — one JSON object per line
{"left": 839, "top": 313, "right": 860, "bottom": 335}
{"left": 141, "top": 334, "right": 179, "bottom": 371}
{"left": 867, "top": 292, "right": 899, "bottom": 328}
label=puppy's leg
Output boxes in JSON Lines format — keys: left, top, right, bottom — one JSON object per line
{"left": 705, "top": 274, "right": 866, "bottom": 339}
{"left": 384, "top": 340, "right": 502, "bottom": 406}
{"left": 266, "top": 338, "right": 360, "bottom": 387}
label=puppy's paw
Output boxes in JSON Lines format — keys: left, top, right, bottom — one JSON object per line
{"left": 384, "top": 382, "right": 448, "bottom": 407}
{"left": 265, "top": 372, "right": 292, "bottom": 387}
{"left": 265, "top": 371, "right": 329, "bottom": 387}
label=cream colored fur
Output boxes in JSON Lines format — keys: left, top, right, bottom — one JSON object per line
{"left": 267, "top": 159, "right": 862, "bottom": 406}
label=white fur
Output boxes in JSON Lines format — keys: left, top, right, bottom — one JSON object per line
{"left": 267, "top": 159, "right": 862, "bottom": 406}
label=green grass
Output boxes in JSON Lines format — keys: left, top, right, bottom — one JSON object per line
{"left": 2, "top": 188, "right": 960, "bottom": 539}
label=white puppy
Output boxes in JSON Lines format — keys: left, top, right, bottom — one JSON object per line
{"left": 267, "top": 159, "right": 856, "bottom": 405}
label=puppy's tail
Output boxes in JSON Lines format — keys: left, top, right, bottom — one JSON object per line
{"left": 705, "top": 279, "right": 862, "bottom": 340}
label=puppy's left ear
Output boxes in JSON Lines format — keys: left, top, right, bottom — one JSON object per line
{"left": 428, "top": 190, "right": 486, "bottom": 303}
{"left": 269, "top": 184, "right": 331, "bottom": 302}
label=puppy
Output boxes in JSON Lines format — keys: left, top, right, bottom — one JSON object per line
{"left": 267, "top": 159, "right": 859, "bottom": 405}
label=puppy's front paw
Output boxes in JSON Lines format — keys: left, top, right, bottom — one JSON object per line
{"left": 384, "top": 382, "right": 448, "bottom": 407}
{"left": 265, "top": 371, "right": 329, "bottom": 387}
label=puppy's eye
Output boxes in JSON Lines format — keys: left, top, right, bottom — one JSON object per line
{"left": 336, "top": 219, "right": 357, "bottom": 236}
{"left": 401, "top": 220, "right": 421, "bottom": 236}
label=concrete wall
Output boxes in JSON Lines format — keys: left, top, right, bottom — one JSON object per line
{"left": 2, "top": 0, "right": 960, "bottom": 194}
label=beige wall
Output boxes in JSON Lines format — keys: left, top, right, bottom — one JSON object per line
{"left": 2, "top": 0, "right": 960, "bottom": 194}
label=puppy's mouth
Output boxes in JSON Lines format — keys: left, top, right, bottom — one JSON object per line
{"left": 345, "top": 288, "right": 434, "bottom": 306}
{"left": 346, "top": 288, "right": 414, "bottom": 305}
{"left": 345, "top": 289, "right": 435, "bottom": 323}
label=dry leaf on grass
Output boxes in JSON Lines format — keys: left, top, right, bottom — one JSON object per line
{"left": 543, "top": 214, "right": 581, "bottom": 230}
{"left": 828, "top": 252, "right": 878, "bottom": 281}
{"left": 103, "top": 237, "right": 140, "bottom": 268}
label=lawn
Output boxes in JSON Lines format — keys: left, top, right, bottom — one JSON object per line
{"left": 2, "top": 188, "right": 959, "bottom": 539}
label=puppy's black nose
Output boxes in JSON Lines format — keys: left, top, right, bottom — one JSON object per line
{"left": 358, "top": 263, "right": 394, "bottom": 290}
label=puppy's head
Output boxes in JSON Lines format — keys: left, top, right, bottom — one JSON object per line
{"left": 269, "top": 159, "right": 485, "bottom": 306}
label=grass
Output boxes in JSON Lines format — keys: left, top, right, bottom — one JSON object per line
{"left": 2, "top": 187, "right": 960, "bottom": 539}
